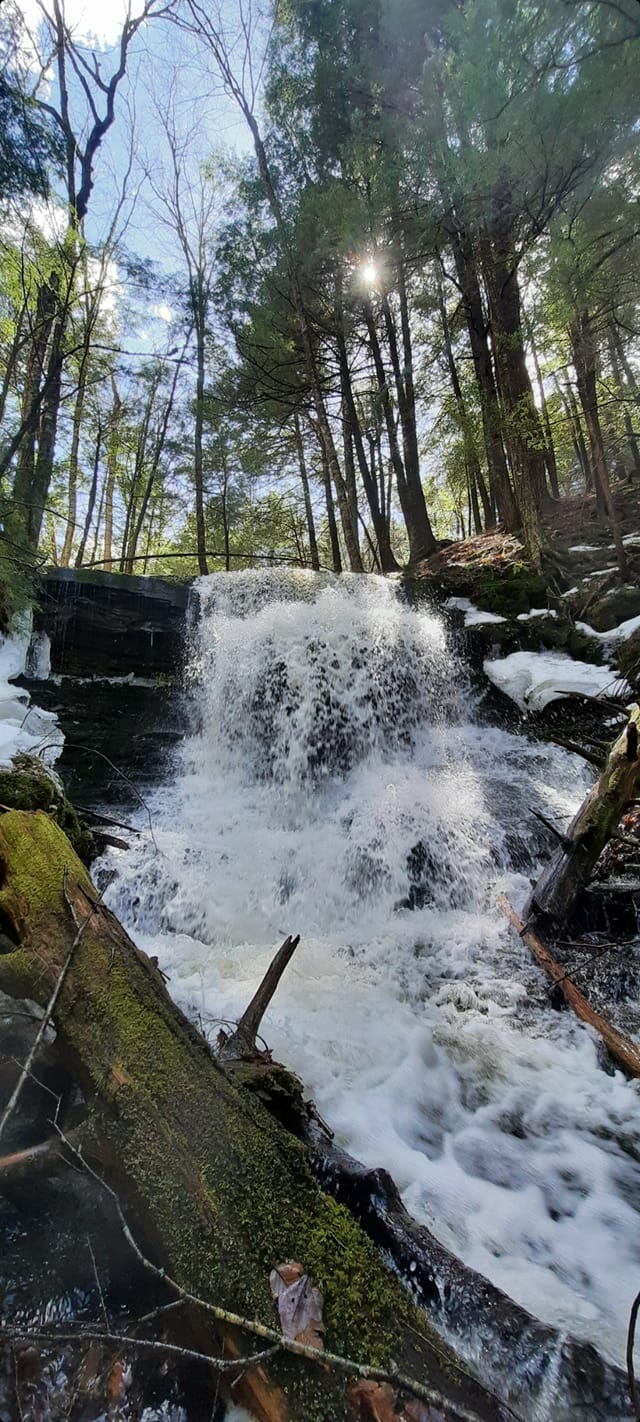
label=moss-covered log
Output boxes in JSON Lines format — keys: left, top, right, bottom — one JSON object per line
{"left": 528, "top": 705, "right": 640, "bottom": 923}
{"left": 0, "top": 810, "right": 508, "bottom": 1422}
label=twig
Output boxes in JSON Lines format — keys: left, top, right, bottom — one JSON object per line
{"left": 627, "top": 1287, "right": 640, "bottom": 1421}
{"left": 32, "top": 742, "right": 158, "bottom": 850}
{"left": 87, "top": 1235, "right": 110, "bottom": 1334}
{"left": 0, "top": 872, "right": 108, "bottom": 1144}
{"left": 6, "top": 1328, "right": 279, "bottom": 1375}
{"left": 49, "top": 1122, "right": 494, "bottom": 1422}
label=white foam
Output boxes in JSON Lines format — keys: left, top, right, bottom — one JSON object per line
{"left": 102, "top": 571, "right": 640, "bottom": 1368}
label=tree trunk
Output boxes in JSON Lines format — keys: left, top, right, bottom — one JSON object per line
{"left": 293, "top": 412, "right": 320, "bottom": 571}
{"left": 341, "top": 402, "right": 361, "bottom": 562}
{"left": 10, "top": 279, "right": 58, "bottom": 547}
{"left": 449, "top": 229, "right": 518, "bottom": 532}
{"left": 336, "top": 333, "right": 398, "bottom": 571}
{"left": 193, "top": 281, "right": 209, "bottom": 576}
{"left": 74, "top": 419, "right": 102, "bottom": 567}
{"left": 0, "top": 809, "right": 504, "bottom": 1422}
{"left": 570, "top": 311, "right": 627, "bottom": 578}
{"left": 379, "top": 294, "right": 437, "bottom": 559}
{"left": 437, "top": 279, "right": 494, "bottom": 530}
{"left": 102, "top": 380, "right": 122, "bottom": 571}
{"left": 364, "top": 306, "right": 428, "bottom": 565}
{"left": 29, "top": 304, "right": 66, "bottom": 549}
{"left": 526, "top": 319, "right": 560, "bottom": 500}
{"left": 60, "top": 355, "right": 89, "bottom": 565}
{"left": 608, "top": 328, "right": 640, "bottom": 478}
{"left": 321, "top": 443, "right": 342, "bottom": 573}
{"left": 553, "top": 375, "right": 592, "bottom": 487}
{"left": 528, "top": 707, "right": 640, "bottom": 923}
{"left": 482, "top": 232, "right": 547, "bottom": 566}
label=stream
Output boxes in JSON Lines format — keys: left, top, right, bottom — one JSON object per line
{"left": 3, "top": 568, "right": 640, "bottom": 1419}
{"left": 105, "top": 571, "right": 639, "bottom": 1365}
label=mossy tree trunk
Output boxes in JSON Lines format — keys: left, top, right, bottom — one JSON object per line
{"left": 528, "top": 706, "right": 640, "bottom": 924}
{"left": 0, "top": 810, "right": 505, "bottom": 1422}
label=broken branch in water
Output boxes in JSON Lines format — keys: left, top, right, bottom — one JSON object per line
{"left": 530, "top": 707, "right": 640, "bottom": 923}
{"left": 219, "top": 934, "right": 301, "bottom": 1060}
{"left": 627, "top": 1287, "right": 640, "bottom": 1421}
{"left": 497, "top": 894, "right": 640, "bottom": 1078}
{"left": 547, "top": 735, "right": 604, "bottom": 768}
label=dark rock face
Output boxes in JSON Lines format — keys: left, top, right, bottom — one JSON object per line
{"left": 33, "top": 567, "right": 191, "bottom": 678}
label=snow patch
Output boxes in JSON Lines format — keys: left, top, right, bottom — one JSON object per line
{"left": 484, "top": 650, "right": 629, "bottom": 711}
{"left": 446, "top": 597, "right": 506, "bottom": 627}
{"left": 516, "top": 609, "right": 557, "bottom": 622}
{"left": 0, "top": 628, "right": 62, "bottom": 765}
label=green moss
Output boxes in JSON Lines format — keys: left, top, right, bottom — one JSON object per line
{"left": 473, "top": 567, "right": 548, "bottom": 616}
{"left": 0, "top": 757, "right": 94, "bottom": 861}
{"left": 0, "top": 809, "right": 489, "bottom": 1422}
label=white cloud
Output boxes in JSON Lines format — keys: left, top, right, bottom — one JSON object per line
{"left": 150, "top": 302, "right": 173, "bottom": 323}
{"left": 21, "top": 0, "right": 147, "bottom": 57}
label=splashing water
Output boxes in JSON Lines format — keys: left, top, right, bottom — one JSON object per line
{"left": 105, "top": 570, "right": 640, "bottom": 1371}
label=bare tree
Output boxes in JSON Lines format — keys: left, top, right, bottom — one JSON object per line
{"left": 145, "top": 77, "right": 218, "bottom": 574}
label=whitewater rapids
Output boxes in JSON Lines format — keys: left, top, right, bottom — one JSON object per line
{"left": 103, "top": 570, "right": 640, "bottom": 1372}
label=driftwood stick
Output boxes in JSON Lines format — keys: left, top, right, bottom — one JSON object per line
{"left": 497, "top": 894, "right": 640, "bottom": 1078}
{"left": 547, "top": 736, "right": 603, "bottom": 768}
{"left": 221, "top": 935, "right": 301, "bottom": 1059}
{"left": 531, "top": 808, "right": 570, "bottom": 848}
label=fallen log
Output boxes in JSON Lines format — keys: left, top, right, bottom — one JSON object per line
{"left": 529, "top": 705, "right": 640, "bottom": 923}
{"left": 498, "top": 894, "right": 640, "bottom": 1078}
{"left": 308, "top": 1126, "right": 632, "bottom": 1422}
{"left": 0, "top": 809, "right": 507, "bottom": 1422}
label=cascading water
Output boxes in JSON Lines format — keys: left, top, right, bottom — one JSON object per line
{"left": 105, "top": 570, "right": 640, "bottom": 1382}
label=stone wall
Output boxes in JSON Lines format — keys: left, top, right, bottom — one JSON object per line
{"left": 33, "top": 567, "right": 191, "bottom": 679}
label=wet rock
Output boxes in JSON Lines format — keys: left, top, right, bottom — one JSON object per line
{"left": 33, "top": 567, "right": 190, "bottom": 678}
{"left": 590, "top": 583, "right": 640, "bottom": 632}
{"left": 615, "top": 626, "right": 640, "bottom": 691}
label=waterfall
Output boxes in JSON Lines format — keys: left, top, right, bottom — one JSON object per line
{"left": 105, "top": 569, "right": 640, "bottom": 1374}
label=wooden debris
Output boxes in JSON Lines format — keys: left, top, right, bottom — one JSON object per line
{"left": 529, "top": 705, "right": 640, "bottom": 923}
{"left": 498, "top": 894, "right": 640, "bottom": 1078}
{"left": 0, "top": 809, "right": 505, "bottom": 1422}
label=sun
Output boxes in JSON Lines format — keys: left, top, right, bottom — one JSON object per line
{"left": 359, "top": 259, "right": 380, "bottom": 287}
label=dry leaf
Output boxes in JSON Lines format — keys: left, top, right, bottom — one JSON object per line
{"left": 348, "top": 1379, "right": 398, "bottom": 1421}
{"left": 349, "top": 1381, "right": 445, "bottom": 1422}
{"left": 405, "top": 1401, "right": 445, "bottom": 1422}
{"left": 269, "top": 1260, "right": 325, "bottom": 1348}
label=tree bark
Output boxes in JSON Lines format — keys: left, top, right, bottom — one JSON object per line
{"left": 60, "top": 353, "right": 89, "bottom": 565}
{"left": 449, "top": 228, "right": 518, "bottom": 533}
{"left": 570, "top": 311, "right": 627, "bottom": 578}
{"left": 608, "top": 327, "right": 640, "bottom": 478}
{"left": 437, "top": 279, "right": 494, "bottom": 530}
{"left": 335, "top": 331, "right": 398, "bottom": 571}
{"left": 320, "top": 443, "right": 342, "bottom": 573}
{"left": 74, "top": 419, "right": 102, "bottom": 567}
{"left": 193, "top": 277, "right": 209, "bottom": 576}
{"left": 293, "top": 412, "right": 320, "bottom": 571}
{"left": 102, "top": 379, "right": 122, "bottom": 571}
{"left": 526, "top": 319, "right": 560, "bottom": 500}
{"left": 378, "top": 293, "right": 437, "bottom": 560}
{"left": 527, "top": 707, "right": 640, "bottom": 923}
{"left": 481, "top": 230, "right": 547, "bottom": 566}
{"left": 0, "top": 809, "right": 504, "bottom": 1422}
